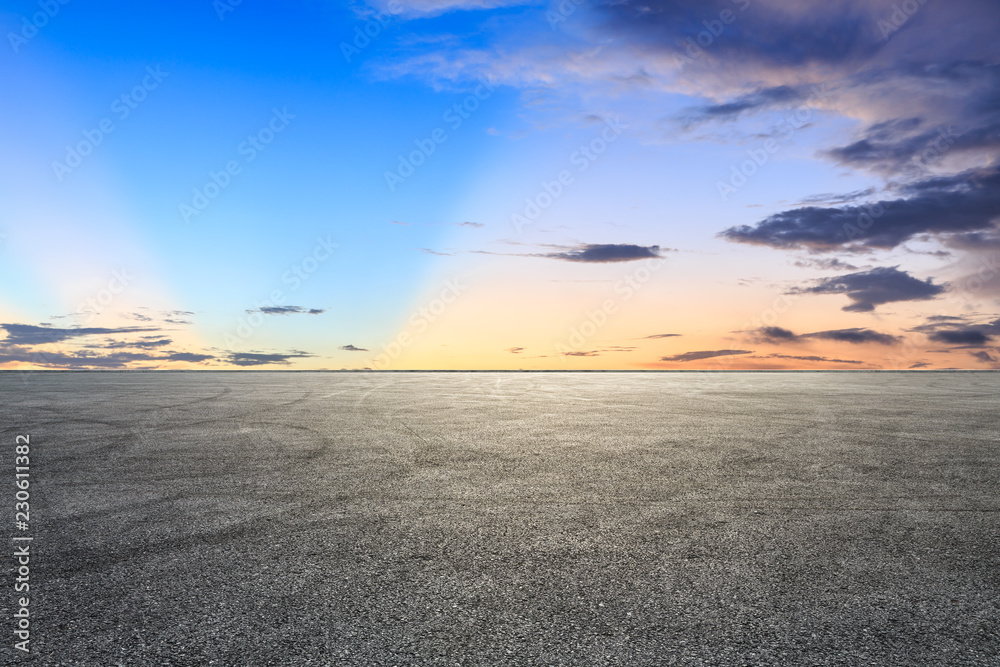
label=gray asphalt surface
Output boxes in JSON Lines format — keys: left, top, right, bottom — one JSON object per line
{"left": 1, "top": 371, "right": 998, "bottom": 665}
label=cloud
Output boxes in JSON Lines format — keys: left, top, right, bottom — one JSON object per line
{"left": 763, "top": 354, "right": 867, "bottom": 366}
{"left": 970, "top": 350, "right": 998, "bottom": 363}
{"left": 754, "top": 326, "right": 798, "bottom": 342}
{"left": 166, "top": 352, "right": 214, "bottom": 363}
{"left": 720, "top": 167, "right": 1000, "bottom": 252}
{"left": 0, "top": 324, "right": 159, "bottom": 346}
{"left": 542, "top": 243, "right": 663, "bottom": 263}
{"left": 104, "top": 337, "right": 173, "bottom": 350}
{"left": 598, "top": 0, "right": 892, "bottom": 74}
{"left": 366, "top": 0, "right": 532, "bottom": 19}
{"left": 419, "top": 248, "right": 454, "bottom": 256}
{"left": 562, "top": 350, "right": 600, "bottom": 357}
{"left": 796, "top": 266, "right": 944, "bottom": 312}
{"left": 505, "top": 347, "right": 524, "bottom": 353}
{"left": 796, "top": 188, "right": 877, "bottom": 206}
{"left": 909, "top": 361, "right": 932, "bottom": 369}
{"left": 0, "top": 348, "right": 164, "bottom": 369}
{"left": 459, "top": 221, "right": 485, "bottom": 228}
{"left": 750, "top": 325, "right": 901, "bottom": 345}
{"left": 640, "top": 333, "right": 682, "bottom": 339}
{"left": 339, "top": 344, "right": 369, "bottom": 352}
{"left": 225, "top": 351, "right": 314, "bottom": 367}
{"left": 805, "top": 328, "right": 902, "bottom": 345}
{"left": 246, "top": 306, "right": 325, "bottom": 316}
{"left": 660, "top": 349, "right": 752, "bottom": 362}
{"left": 927, "top": 329, "right": 993, "bottom": 346}
{"left": 684, "top": 85, "right": 807, "bottom": 124}
{"left": 823, "top": 63, "right": 1000, "bottom": 176}
{"left": 793, "top": 257, "right": 861, "bottom": 271}
{"left": 908, "top": 316, "right": 1000, "bottom": 346}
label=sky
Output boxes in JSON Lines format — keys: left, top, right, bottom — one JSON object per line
{"left": 1, "top": 0, "right": 999, "bottom": 370}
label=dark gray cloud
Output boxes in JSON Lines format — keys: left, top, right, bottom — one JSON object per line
{"left": 246, "top": 306, "right": 325, "bottom": 316}
{"left": 827, "top": 62, "right": 1000, "bottom": 175}
{"left": 755, "top": 326, "right": 798, "bottom": 342}
{"left": 796, "top": 188, "right": 878, "bottom": 206}
{"left": 970, "top": 350, "right": 998, "bottom": 363}
{"left": 166, "top": 352, "right": 214, "bottom": 363}
{"left": 805, "top": 328, "right": 902, "bottom": 345}
{"left": 721, "top": 167, "right": 1000, "bottom": 252}
{"left": 226, "top": 351, "right": 314, "bottom": 366}
{"left": 660, "top": 349, "right": 752, "bottom": 362}
{"left": 750, "top": 325, "right": 901, "bottom": 345}
{"left": 562, "top": 351, "right": 600, "bottom": 357}
{"left": 0, "top": 323, "right": 159, "bottom": 346}
{"left": 793, "top": 257, "right": 861, "bottom": 271}
{"left": 796, "top": 266, "right": 945, "bottom": 312}
{"left": 764, "top": 354, "right": 867, "bottom": 365}
{"left": 927, "top": 330, "right": 993, "bottom": 346}
{"left": 599, "top": 0, "right": 890, "bottom": 71}
{"left": 543, "top": 243, "right": 663, "bottom": 263}
{"left": 685, "top": 85, "right": 806, "bottom": 123}
{"left": 104, "top": 337, "right": 173, "bottom": 350}
{"left": 339, "top": 344, "right": 368, "bottom": 352}
{"left": 0, "top": 347, "right": 163, "bottom": 369}
{"left": 909, "top": 315, "right": 1000, "bottom": 346}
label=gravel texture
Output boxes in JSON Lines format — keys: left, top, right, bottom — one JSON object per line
{"left": 1, "top": 371, "right": 998, "bottom": 665}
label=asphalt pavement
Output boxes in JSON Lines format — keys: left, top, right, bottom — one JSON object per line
{"left": 1, "top": 371, "right": 998, "bottom": 665}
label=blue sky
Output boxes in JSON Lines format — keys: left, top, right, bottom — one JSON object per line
{"left": 2, "top": 0, "right": 999, "bottom": 369}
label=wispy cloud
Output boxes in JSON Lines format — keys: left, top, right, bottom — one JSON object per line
{"left": 750, "top": 326, "right": 901, "bottom": 345}
{"left": 0, "top": 323, "right": 160, "bottom": 346}
{"left": 660, "top": 349, "right": 752, "bottom": 362}
{"left": 541, "top": 243, "right": 664, "bottom": 263}
{"left": 245, "top": 306, "right": 326, "bottom": 316}
{"left": 225, "top": 351, "right": 315, "bottom": 366}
